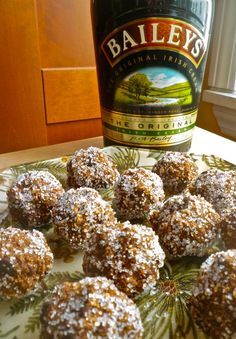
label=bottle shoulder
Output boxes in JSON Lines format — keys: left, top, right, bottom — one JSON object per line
{"left": 91, "top": 0, "right": 214, "bottom": 36}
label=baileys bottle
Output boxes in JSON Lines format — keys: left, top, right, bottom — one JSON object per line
{"left": 91, "top": 0, "right": 214, "bottom": 150}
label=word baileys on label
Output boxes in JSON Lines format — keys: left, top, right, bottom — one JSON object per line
{"left": 102, "top": 18, "right": 206, "bottom": 68}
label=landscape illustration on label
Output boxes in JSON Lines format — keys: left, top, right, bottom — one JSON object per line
{"left": 115, "top": 66, "right": 193, "bottom": 109}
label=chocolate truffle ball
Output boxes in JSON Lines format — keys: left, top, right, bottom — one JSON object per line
{"left": 150, "top": 194, "right": 220, "bottom": 257}
{"left": 40, "top": 277, "right": 143, "bottom": 339}
{"left": 67, "top": 146, "right": 120, "bottom": 189}
{"left": 190, "top": 250, "right": 236, "bottom": 339}
{"left": 83, "top": 221, "right": 165, "bottom": 298}
{"left": 0, "top": 227, "right": 53, "bottom": 299}
{"left": 190, "top": 169, "right": 236, "bottom": 214}
{"left": 113, "top": 167, "right": 165, "bottom": 221}
{"left": 152, "top": 152, "right": 198, "bottom": 195}
{"left": 7, "top": 171, "right": 64, "bottom": 228}
{"left": 52, "top": 188, "right": 117, "bottom": 249}
{"left": 220, "top": 207, "right": 236, "bottom": 249}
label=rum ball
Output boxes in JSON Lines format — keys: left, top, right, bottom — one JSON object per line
{"left": 190, "top": 250, "right": 236, "bottom": 339}
{"left": 190, "top": 169, "right": 236, "bottom": 215}
{"left": 220, "top": 207, "right": 236, "bottom": 249}
{"left": 113, "top": 167, "right": 165, "bottom": 221}
{"left": 67, "top": 146, "right": 120, "bottom": 189}
{"left": 150, "top": 194, "right": 221, "bottom": 257}
{"left": 7, "top": 170, "right": 64, "bottom": 228}
{"left": 0, "top": 227, "right": 53, "bottom": 299}
{"left": 52, "top": 187, "right": 117, "bottom": 249}
{"left": 152, "top": 152, "right": 198, "bottom": 195}
{"left": 83, "top": 221, "right": 165, "bottom": 298}
{"left": 40, "top": 277, "right": 143, "bottom": 339}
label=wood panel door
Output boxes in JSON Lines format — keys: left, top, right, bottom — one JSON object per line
{"left": 0, "top": 0, "right": 102, "bottom": 154}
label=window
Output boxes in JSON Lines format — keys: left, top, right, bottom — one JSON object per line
{"left": 203, "top": 0, "right": 236, "bottom": 137}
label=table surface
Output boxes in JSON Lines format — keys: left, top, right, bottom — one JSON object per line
{"left": 0, "top": 127, "right": 235, "bottom": 171}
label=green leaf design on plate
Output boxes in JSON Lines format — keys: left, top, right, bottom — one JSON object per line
{"left": 136, "top": 258, "right": 206, "bottom": 339}
{"left": 24, "top": 306, "right": 41, "bottom": 334}
{"left": 188, "top": 153, "right": 199, "bottom": 163}
{"left": 0, "top": 323, "right": 20, "bottom": 338}
{"left": 202, "top": 155, "right": 236, "bottom": 171}
{"left": 0, "top": 175, "right": 10, "bottom": 214}
{"left": 108, "top": 147, "right": 140, "bottom": 172}
{"left": 0, "top": 209, "right": 12, "bottom": 229}
{"left": 7, "top": 271, "right": 84, "bottom": 316}
{"left": 147, "top": 150, "right": 164, "bottom": 161}
{"left": 7, "top": 290, "right": 49, "bottom": 316}
{"left": 99, "top": 187, "right": 114, "bottom": 202}
{"left": 44, "top": 271, "right": 84, "bottom": 288}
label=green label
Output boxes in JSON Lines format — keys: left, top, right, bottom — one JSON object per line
{"left": 102, "top": 108, "right": 197, "bottom": 147}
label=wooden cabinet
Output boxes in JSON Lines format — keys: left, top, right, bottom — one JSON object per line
{"left": 0, "top": 0, "right": 102, "bottom": 154}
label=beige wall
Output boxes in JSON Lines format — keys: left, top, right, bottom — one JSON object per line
{"left": 197, "top": 32, "right": 236, "bottom": 142}
{"left": 197, "top": 63, "right": 223, "bottom": 137}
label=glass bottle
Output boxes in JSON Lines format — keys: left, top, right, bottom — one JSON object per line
{"left": 91, "top": 0, "right": 214, "bottom": 151}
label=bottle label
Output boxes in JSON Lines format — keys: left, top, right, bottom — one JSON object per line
{"left": 99, "top": 17, "right": 207, "bottom": 147}
{"left": 102, "top": 107, "right": 197, "bottom": 147}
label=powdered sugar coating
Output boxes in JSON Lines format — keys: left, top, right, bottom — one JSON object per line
{"left": 52, "top": 188, "right": 117, "bottom": 249}
{"left": 113, "top": 167, "right": 165, "bottom": 221}
{"left": 7, "top": 170, "right": 64, "bottom": 228}
{"left": 0, "top": 227, "right": 53, "bottom": 299}
{"left": 152, "top": 152, "right": 198, "bottom": 195}
{"left": 67, "top": 147, "right": 120, "bottom": 189}
{"left": 190, "top": 169, "right": 236, "bottom": 215}
{"left": 190, "top": 250, "right": 236, "bottom": 338}
{"left": 40, "top": 277, "right": 143, "bottom": 339}
{"left": 150, "top": 194, "right": 220, "bottom": 257}
{"left": 220, "top": 207, "right": 236, "bottom": 249}
{"left": 83, "top": 221, "right": 165, "bottom": 298}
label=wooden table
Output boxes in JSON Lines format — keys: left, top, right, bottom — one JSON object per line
{"left": 0, "top": 127, "right": 235, "bottom": 170}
